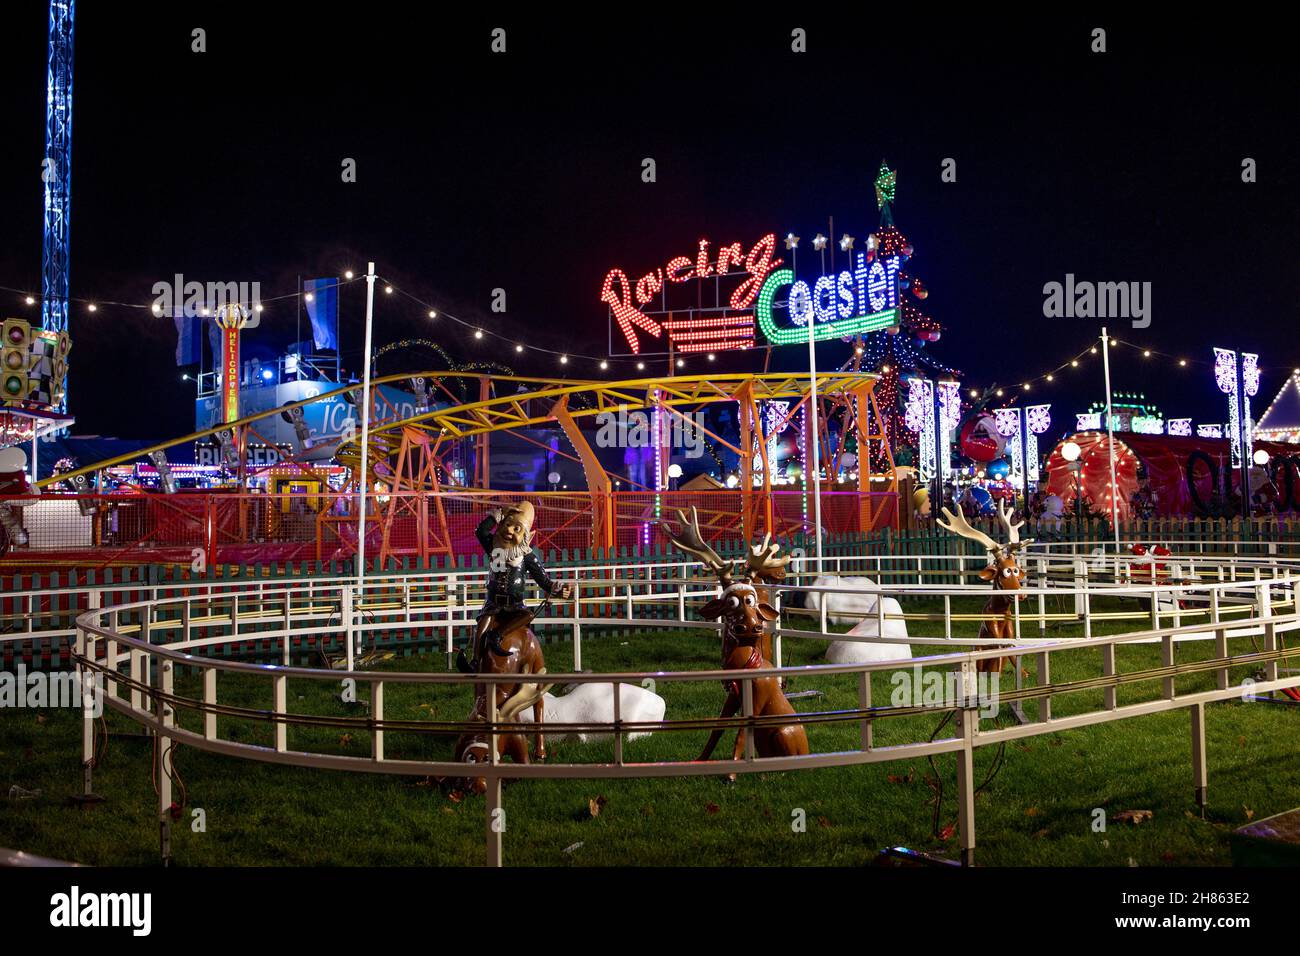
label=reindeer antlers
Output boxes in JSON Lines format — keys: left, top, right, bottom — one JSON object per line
{"left": 746, "top": 532, "right": 791, "bottom": 579}
{"left": 936, "top": 505, "right": 1000, "bottom": 554}
{"left": 937, "top": 501, "right": 1036, "bottom": 554}
{"left": 997, "top": 500, "right": 1035, "bottom": 550}
{"left": 660, "top": 506, "right": 733, "bottom": 579}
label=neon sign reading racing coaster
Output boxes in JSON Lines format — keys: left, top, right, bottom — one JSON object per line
{"left": 756, "top": 253, "right": 901, "bottom": 345}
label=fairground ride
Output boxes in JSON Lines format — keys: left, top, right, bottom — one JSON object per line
{"left": 26, "top": 371, "right": 897, "bottom": 568}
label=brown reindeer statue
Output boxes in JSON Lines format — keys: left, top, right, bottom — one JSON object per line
{"left": 661, "top": 508, "right": 809, "bottom": 775}
{"left": 937, "top": 500, "right": 1033, "bottom": 673}
{"left": 453, "top": 605, "right": 554, "bottom": 795}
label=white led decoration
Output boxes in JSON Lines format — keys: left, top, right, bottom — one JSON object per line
{"left": 1167, "top": 418, "right": 1192, "bottom": 436}
{"left": 938, "top": 381, "right": 962, "bottom": 485}
{"left": 1242, "top": 352, "right": 1259, "bottom": 468}
{"left": 905, "top": 378, "right": 936, "bottom": 482}
{"left": 1214, "top": 348, "right": 1241, "bottom": 467}
{"left": 1076, "top": 412, "right": 1102, "bottom": 430}
{"left": 1025, "top": 404, "right": 1051, "bottom": 484}
{"left": 1197, "top": 424, "right": 1223, "bottom": 439}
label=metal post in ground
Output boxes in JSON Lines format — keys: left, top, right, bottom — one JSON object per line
{"left": 1190, "top": 702, "right": 1208, "bottom": 814}
{"left": 955, "top": 685, "right": 977, "bottom": 867}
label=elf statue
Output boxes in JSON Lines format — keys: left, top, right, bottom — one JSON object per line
{"left": 457, "top": 501, "right": 572, "bottom": 673}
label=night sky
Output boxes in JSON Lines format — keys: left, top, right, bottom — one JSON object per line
{"left": 1, "top": 5, "right": 1296, "bottom": 442}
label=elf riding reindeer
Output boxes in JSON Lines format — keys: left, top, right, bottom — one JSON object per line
{"left": 937, "top": 500, "right": 1032, "bottom": 673}
{"left": 661, "top": 508, "right": 809, "bottom": 772}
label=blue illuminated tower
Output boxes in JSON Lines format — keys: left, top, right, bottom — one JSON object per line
{"left": 41, "top": 0, "right": 75, "bottom": 344}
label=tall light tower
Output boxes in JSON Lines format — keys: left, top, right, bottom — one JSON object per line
{"left": 41, "top": 2, "right": 75, "bottom": 354}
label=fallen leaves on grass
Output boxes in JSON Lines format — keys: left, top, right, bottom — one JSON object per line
{"left": 1025, "top": 807, "right": 1041, "bottom": 817}
{"left": 1113, "top": 809, "right": 1154, "bottom": 825}
{"left": 817, "top": 816, "right": 832, "bottom": 829}
{"left": 587, "top": 796, "right": 607, "bottom": 818}
{"left": 886, "top": 771, "right": 915, "bottom": 784}
{"left": 938, "top": 824, "right": 956, "bottom": 841}
{"left": 337, "top": 733, "right": 354, "bottom": 748}
{"left": 705, "top": 802, "right": 720, "bottom": 815}
{"left": 1243, "top": 806, "right": 1255, "bottom": 821}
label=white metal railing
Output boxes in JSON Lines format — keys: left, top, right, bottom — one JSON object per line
{"left": 57, "top": 556, "right": 1300, "bottom": 867}
{"left": 6, "top": 545, "right": 1300, "bottom": 652}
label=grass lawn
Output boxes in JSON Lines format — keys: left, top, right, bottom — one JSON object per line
{"left": 3, "top": 594, "right": 1299, "bottom": 866}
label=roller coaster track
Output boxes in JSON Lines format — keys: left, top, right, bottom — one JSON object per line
{"left": 38, "top": 371, "right": 881, "bottom": 490}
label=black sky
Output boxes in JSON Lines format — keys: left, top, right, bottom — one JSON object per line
{"left": 1, "top": 5, "right": 1296, "bottom": 440}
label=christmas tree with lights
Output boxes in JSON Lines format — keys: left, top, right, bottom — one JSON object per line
{"left": 856, "top": 162, "right": 959, "bottom": 466}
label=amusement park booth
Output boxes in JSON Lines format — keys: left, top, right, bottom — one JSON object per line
{"left": 1044, "top": 431, "right": 1300, "bottom": 522}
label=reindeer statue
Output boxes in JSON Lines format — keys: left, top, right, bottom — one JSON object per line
{"left": 453, "top": 608, "right": 553, "bottom": 794}
{"left": 661, "top": 508, "right": 809, "bottom": 774}
{"left": 936, "top": 500, "right": 1033, "bottom": 673}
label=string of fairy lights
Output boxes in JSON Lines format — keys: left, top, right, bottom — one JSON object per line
{"left": 0, "top": 274, "right": 726, "bottom": 375}
{"left": 4, "top": 278, "right": 1297, "bottom": 387}
{"left": 959, "top": 335, "right": 1300, "bottom": 404}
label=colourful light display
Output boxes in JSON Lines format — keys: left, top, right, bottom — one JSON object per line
{"left": 755, "top": 262, "right": 900, "bottom": 346}
{"left": 602, "top": 233, "right": 782, "bottom": 354}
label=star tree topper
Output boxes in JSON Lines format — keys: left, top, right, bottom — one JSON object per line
{"left": 874, "top": 162, "right": 897, "bottom": 211}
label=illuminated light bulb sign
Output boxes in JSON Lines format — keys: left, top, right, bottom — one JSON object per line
{"left": 754, "top": 250, "right": 902, "bottom": 345}
{"left": 601, "top": 234, "right": 781, "bottom": 354}
{"left": 1167, "top": 418, "right": 1192, "bottom": 437}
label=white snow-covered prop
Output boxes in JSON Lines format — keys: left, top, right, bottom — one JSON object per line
{"left": 798, "top": 575, "right": 914, "bottom": 663}
{"left": 801, "top": 574, "right": 879, "bottom": 626}
{"left": 825, "top": 597, "right": 914, "bottom": 663}
{"left": 515, "top": 681, "right": 666, "bottom": 744}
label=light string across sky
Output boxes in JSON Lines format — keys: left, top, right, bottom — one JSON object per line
{"left": 0, "top": 274, "right": 712, "bottom": 374}
{"left": 3, "top": 279, "right": 1296, "bottom": 384}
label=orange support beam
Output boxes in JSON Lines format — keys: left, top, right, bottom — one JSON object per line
{"left": 550, "top": 394, "right": 614, "bottom": 551}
